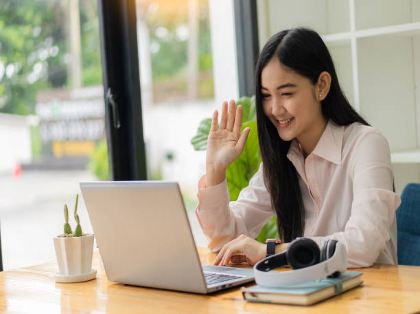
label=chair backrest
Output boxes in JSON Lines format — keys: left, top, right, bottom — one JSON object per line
{"left": 396, "top": 183, "right": 420, "bottom": 266}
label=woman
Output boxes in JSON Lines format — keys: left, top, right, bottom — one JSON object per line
{"left": 196, "top": 27, "right": 400, "bottom": 268}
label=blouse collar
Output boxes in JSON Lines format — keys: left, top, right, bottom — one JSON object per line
{"left": 287, "top": 120, "right": 344, "bottom": 165}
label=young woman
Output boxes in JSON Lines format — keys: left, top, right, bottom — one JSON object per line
{"left": 195, "top": 27, "right": 401, "bottom": 268}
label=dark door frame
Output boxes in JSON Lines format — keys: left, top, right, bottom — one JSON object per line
{"left": 98, "top": 0, "right": 147, "bottom": 180}
{"left": 234, "top": 0, "right": 259, "bottom": 97}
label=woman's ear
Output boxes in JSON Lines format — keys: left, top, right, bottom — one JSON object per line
{"left": 316, "top": 71, "right": 331, "bottom": 101}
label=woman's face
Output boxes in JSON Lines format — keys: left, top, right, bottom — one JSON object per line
{"left": 261, "top": 57, "right": 327, "bottom": 154}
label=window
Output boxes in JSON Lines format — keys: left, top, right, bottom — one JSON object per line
{"left": 0, "top": 0, "right": 242, "bottom": 269}
{"left": 136, "top": 0, "right": 218, "bottom": 246}
{"left": 0, "top": 0, "right": 104, "bottom": 269}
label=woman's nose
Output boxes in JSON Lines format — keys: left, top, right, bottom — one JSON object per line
{"left": 271, "top": 101, "right": 285, "bottom": 116}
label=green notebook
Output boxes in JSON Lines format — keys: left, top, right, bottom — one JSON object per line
{"left": 242, "top": 272, "right": 363, "bottom": 306}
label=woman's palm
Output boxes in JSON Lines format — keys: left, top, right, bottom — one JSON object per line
{"left": 206, "top": 101, "right": 250, "bottom": 169}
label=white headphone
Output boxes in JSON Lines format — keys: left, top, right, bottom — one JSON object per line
{"left": 254, "top": 238, "right": 348, "bottom": 287}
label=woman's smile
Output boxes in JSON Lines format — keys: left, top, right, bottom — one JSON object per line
{"left": 277, "top": 117, "right": 294, "bottom": 128}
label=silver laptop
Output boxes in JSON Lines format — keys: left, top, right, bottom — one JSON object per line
{"left": 80, "top": 181, "right": 254, "bottom": 294}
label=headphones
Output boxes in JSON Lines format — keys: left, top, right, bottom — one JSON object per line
{"left": 254, "top": 238, "right": 348, "bottom": 287}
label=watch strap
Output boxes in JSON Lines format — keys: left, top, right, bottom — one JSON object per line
{"left": 266, "top": 239, "right": 281, "bottom": 257}
{"left": 266, "top": 241, "right": 276, "bottom": 257}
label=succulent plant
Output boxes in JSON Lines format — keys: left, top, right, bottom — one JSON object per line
{"left": 64, "top": 204, "right": 73, "bottom": 235}
{"left": 62, "top": 194, "right": 83, "bottom": 237}
{"left": 73, "top": 194, "right": 83, "bottom": 237}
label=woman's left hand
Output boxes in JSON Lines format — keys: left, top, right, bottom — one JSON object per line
{"left": 213, "top": 234, "right": 266, "bottom": 266}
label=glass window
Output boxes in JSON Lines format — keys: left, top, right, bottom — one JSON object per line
{"left": 0, "top": 0, "right": 105, "bottom": 269}
{"left": 136, "top": 0, "right": 219, "bottom": 246}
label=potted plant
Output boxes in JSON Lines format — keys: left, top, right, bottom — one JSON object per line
{"left": 53, "top": 194, "right": 96, "bottom": 283}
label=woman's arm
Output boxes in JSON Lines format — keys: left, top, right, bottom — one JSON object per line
{"left": 196, "top": 163, "right": 274, "bottom": 252}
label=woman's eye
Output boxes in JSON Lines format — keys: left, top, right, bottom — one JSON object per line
{"left": 282, "top": 93, "right": 292, "bottom": 96}
{"left": 261, "top": 94, "right": 270, "bottom": 98}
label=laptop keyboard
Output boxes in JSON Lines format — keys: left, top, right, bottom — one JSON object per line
{"left": 203, "top": 271, "right": 244, "bottom": 286}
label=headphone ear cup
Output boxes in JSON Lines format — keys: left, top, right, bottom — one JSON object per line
{"left": 287, "top": 238, "right": 320, "bottom": 270}
{"left": 321, "top": 239, "right": 338, "bottom": 262}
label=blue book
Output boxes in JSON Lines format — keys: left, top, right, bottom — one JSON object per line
{"left": 242, "top": 272, "right": 363, "bottom": 306}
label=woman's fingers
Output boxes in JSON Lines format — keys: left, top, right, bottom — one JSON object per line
{"left": 235, "top": 127, "right": 250, "bottom": 152}
{"left": 213, "top": 252, "right": 222, "bottom": 265}
{"left": 226, "top": 100, "right": 236, "bottom": 131}
{"left": 220, "top": 245, "right": 240, "bottom": 266}
{"left": 213, "top": 238, "right": 238, "bottom": 265}
{"left": 219, "top": 101, "right": 229, "bottom": 129}
{"left": 213, "top": 241, "right": 229, "bottom": 265}
{"left": 210, "top": 110, "right": 219, "bottom": 132}
{"left": 213, "top": 100, "right": 241, "bottom": 137}
{"left": 233, "top": 105, "right": 243, "bottom": 138}
{"left": 213, "top": 250, "right": 226, "bottom": 266}
{"left": 216, "top": 237, "right": 242, "bottom": 266}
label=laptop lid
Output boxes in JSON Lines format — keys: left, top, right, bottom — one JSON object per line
{"left": 80, "top": 181, "right": 210, "bottom": 294}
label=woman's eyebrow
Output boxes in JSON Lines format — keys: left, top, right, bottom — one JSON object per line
{"left": 261, "top": 83, "right": 297, "bottom": 90}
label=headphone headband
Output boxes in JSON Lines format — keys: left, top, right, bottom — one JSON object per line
{"left": 254, "top": 240, "right": 348, "bottom": 287}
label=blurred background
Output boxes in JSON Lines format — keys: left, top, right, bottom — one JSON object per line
{"left": 0, "top": 0, "right": 227, "bottom": 269}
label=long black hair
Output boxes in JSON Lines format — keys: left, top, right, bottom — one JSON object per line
{"left": 255, "top": 27, "right": 369, "bottom": 243}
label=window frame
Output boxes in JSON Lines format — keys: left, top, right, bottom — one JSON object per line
{"left": 234, "top": 0, "right": 259, "bottom": 97}
{"left": 98, "top": 0, "right": 147, "bottom": 180}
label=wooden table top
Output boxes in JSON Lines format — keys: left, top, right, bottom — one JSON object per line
{"left": 0, "top": 247, "right": 420, "bottom": 313}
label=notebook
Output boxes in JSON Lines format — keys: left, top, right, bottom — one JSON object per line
{"left": 80, "top": 180, "right": 255, "bottom": 294}
{"left": 242, "top": 271, "right": 363, "bottom": 306}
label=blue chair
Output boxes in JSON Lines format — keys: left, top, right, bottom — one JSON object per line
{"left": 396, "top": 183, "right": 420, "bottom": 266}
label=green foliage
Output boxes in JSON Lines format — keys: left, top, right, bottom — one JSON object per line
{"left": 147, "top": 1, "right": 212, "bottom": 81}
{"left": 225, "top": 120, "right": 259, "bottom": 200}
{"left": 80, "top": 5, "right": 102, "bottom": 86}
{"left": 0, "top": 1, "right": 102, "bottom": 116}
{"left": 0, "top": 1, "right": 66, "bottom": 115}
{"left": 64, "top": 205, "right": 73, "bottom": 235}
{"left": 30, "top": 126, "right": 42, "bottom": 160}
{"left": 199, "top": 53, "right": 212, "bottom": 72}
{"left": 142, "top": 0, "right": 214, "bottom": 101}
{"left": 198, "top": 74, "right": 214, "bottom": 99}
{"left": 190, "top": 118, "right": 212, "bottom": 151}
{"left": 191, "top": 96, "right": 279, "bottom": 242}
{"left": 88, "top": 140, "right": 109, "bottom": 181}
{"left": 256, "top": 216, "right": 279, "bottom": 243}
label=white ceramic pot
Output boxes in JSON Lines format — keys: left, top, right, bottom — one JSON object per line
{"left": 53, "top": 234, "right": 94, "bottom": 276}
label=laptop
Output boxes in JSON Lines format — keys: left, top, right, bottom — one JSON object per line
{"left": 80, "top": 181, "right": 255, "bottom": 294}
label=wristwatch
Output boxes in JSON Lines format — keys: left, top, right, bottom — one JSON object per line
{"left": 266, "top": 239, "right": 282, "bottom": 257}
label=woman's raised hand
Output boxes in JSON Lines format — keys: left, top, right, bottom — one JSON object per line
{"left": 205, "top": 100, "right": 250, "bottom": 187}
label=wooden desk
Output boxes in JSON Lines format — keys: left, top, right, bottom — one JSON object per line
{"left": 0, "top": 248, "right": 419, "bottom": 313}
